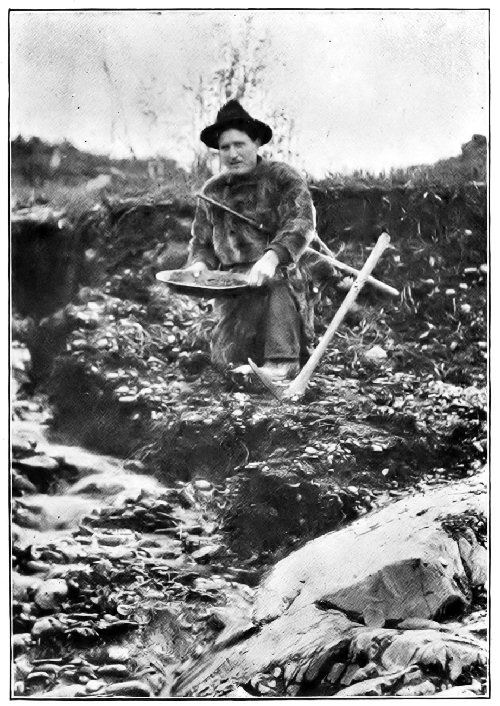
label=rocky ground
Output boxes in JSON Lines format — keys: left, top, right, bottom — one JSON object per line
{"left": 12, "top": 371, "right": 255, "bottom": 697}
{"left": 176, "top": 472, "right": 487, "bottom": 698}
{"left": 11, "top": 324, "right": 488, "bottom": 697}
{"left": 11, "top": 198, "right": 488, "bottom": 697}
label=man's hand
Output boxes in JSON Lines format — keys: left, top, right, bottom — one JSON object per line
{"left": 184, "top": 261, "right": 209, "bottom": 279}
{"left": 247, "top": 250, "right": 279, "bottom": 287}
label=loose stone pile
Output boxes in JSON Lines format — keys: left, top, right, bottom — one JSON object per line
{"left": 12, "top": 478, "right": 257, "bottom": 698}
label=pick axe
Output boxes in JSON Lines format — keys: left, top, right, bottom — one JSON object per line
{"left": 248, "top": 232, "right": 391, "bottom": 400}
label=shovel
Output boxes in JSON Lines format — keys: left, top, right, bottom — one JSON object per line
{"left": 248, "top": 232, "right": 391, "bottom": 400}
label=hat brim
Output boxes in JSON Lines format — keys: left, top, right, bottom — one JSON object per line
{"left": 200, "top": 118, "right": 272, "bottom": 150}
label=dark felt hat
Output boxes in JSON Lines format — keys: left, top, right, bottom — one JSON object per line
{"left": 200, "top": 100, "right": 273, "bottom": 150}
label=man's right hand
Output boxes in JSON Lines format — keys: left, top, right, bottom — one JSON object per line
{"left": 184, "top": 261, "right": 209, "bottom": 278}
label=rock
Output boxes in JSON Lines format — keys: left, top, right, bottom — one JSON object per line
{"left": 15, "top": 454, "right": 59, "bottom": 471}
{"left": 396, "top": 680, "right": 436, "bottom": 696}
{"left": 13, "top": 682, "right": 25, "bottom": 696}
{"left": 46, "top": 562, "right": 89, "bottom": 578}
{"left": 119, "top": 394, "right": 138, "bottom": 404}
{"left": 43, "top": 684, "right": 87, "bottom": 697}
{"left": 401, "top": 666, "right": 424, "bottom": 684}
{"left": 193, "top": 479, "right": 212, "bottom": 491}
{"left": 34, "top": 578, "right": 68, "bottom": 610}
{"left": 303, "top": 648, "right": 340, "bottom": 683}
{"left": 256, "top": 682, "right": 273, "bottom": 694}
{"left": 105, "top": 646, "right": 132, "bottom": 662}
{"left": 226, "top": 686, "right": 257, "bottom": 697}
{"left": 95, "top": 619, "right": 140, "bottom": 637}
{"left": 31, "top": 616, "right": 66, "bottom": 639}
{"left": 325, "top": 662, "right": 345, "bottom": 685}
{"left": 435, "top": 685, "right": 478, "bottom": 697}
{"left": 25, "top": 558, "right": 52, "bottom": 575}
{"left": 12, "top": 470, "right": 38, "bottom": 494}
{"left": 12, "top": 420, "right": 48, "bottom": 446}
{"left": 334, "top": 669, "right": 408, "bottom": 696}
{"left": 123, "top": 459, "right": 146, "bottom": 472}
{"left": 68, "top": 470, "right": 165, "bottom": 504}
{"left": 85, "top": 679, "right": 107, "bottom": 694}
{"left": 253, "top": 475, "right": 486, "bottom": 625}
{"left": 17, "top": 494, "right": 99, "bottom": 530}
{"left": 340, "top": 661, "right": 378, "bottom": 685}
{"left": 181, "top": 524, "right": 203, "bottom": 536}
{"left": 96, "top": 545, "right": 135, "bottom": 560}
{"left": 25, "top": 671, "right": 54, "bottom": 689}
{"left": 174, "top": 475, "right": 487, "bottom": 697}
{"left": 35, "top": 443, "right": 125, "bottom": 477}
{"left": 12, "top": 633, "right": 32, "bottom": 655}
{"left": 349, "top": 628, "right": 398, "bottom": 664}
{"left": 457, "top": 535, "right": 487, "bottom": 586}
{"left": 11, "top": 344, "right": 31, "bottom": 373}
{"left": 96, "top": 531, "right": 135, "bottom": 546}
{"left": 13, "top": 655, "right": 32, "bottom": 681}
{"left": 12, "top": 434, "right": 37, "bottom": 455}
{"left": 363, "top": 605, "right": 386, "bottom": 627}
{"left": 96, "top": 664, "right": 131, "bottom": 678}
{"left": 363, "top": 346, "right": 387, "bottom": 362}
{"left": 380, "top": 628, "right": 486, "bottom": 680}
{"left": 191, "top": 545, "right": 224, "bottom": 563}
{"left": 12, "top": 572, "right": 43, "bottom": 600}
{"left": 463, "top": 617, "right": 487, "bottom": 636}
{"left": 175, "top": 604, "right": 357, "bottom": 696}
{"left": 101, "top": 680, "right": 152, "bottom": 697}
{"left": 397, "top": 618, "right": 443, "bottom": 630}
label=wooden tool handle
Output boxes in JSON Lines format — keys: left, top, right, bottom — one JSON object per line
{"left": 284, "top": 233, "right": 391, "bottom": 398}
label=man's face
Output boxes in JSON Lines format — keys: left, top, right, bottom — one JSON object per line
{"left": 218, "top": 129, "right": 260, "bottom": 174}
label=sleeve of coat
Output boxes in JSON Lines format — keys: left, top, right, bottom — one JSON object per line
{"left": 187, "top": 198, "right": 219, "bottom": 269}
{"left": 265, "top": 164, "right": 316, "bottom": 264}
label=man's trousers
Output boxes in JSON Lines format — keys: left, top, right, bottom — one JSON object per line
{"left": 210, "top": 278, "right": 305, "bottom": 370}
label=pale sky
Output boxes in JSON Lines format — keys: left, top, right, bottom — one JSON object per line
{"left": 10, "top": 9, "right": 489, "bottom": 176}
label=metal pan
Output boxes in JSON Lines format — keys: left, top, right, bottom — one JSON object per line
{"left": 155, "top": 269, "right": 254, "bottom": 298}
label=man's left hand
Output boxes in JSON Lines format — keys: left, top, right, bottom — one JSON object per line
{"left": 247, "top": 250, "right": 280, "bottom": 287}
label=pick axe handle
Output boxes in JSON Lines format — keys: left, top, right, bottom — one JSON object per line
{"left": 286, "top": 233, "right": 391, "bottom": 397}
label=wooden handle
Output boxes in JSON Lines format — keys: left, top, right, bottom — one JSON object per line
{"left": 284, "top": 233, "right": 391, "bottom": 398}
{"left": 306, "top": 244, "right": 399, "bottom": 298}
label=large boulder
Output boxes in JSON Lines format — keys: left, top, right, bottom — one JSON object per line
{"left": 173, "top": 472, "right": 486, "bottom": 697}
{"left": 253, "top": 473, "right": 486, "bottom": 625}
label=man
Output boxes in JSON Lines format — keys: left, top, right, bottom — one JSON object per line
{"left": 185, "top": 100, "right": 317, "bottom": 383}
